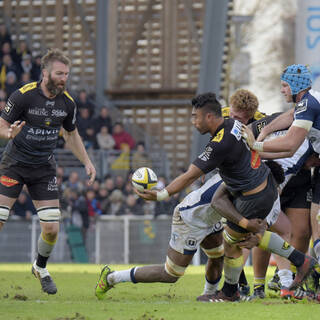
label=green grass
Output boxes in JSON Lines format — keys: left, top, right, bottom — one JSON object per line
{"left": 0, "top": 264, "right": 318, "bottom": 320}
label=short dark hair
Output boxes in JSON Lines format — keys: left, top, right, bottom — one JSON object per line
{"left": 191, "top": 92, "right": 222, "bottom": 117}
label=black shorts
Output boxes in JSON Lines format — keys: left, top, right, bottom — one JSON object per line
{"left": 0, "top": 153, "right": 58, "bottom": 200}
{"left": 281, "top": 169, "right": 312, "bottom": 210}
{"left": 227, "top": 173, "right": 278, "bottom": 233}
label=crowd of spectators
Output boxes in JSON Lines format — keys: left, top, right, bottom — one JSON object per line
{"left": 1, "top": 23, "right": 189, "bottom": 243}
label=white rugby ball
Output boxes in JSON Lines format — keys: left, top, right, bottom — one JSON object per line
{"left": 132, "top": 167, "right": 158, "bottom": 192}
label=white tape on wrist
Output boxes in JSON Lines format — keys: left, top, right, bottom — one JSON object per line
{"left": 157, "top": 188, "right": 169, "bottom": 201}
{"left": 253, "top": 141, "right": 264, "bottom": 152}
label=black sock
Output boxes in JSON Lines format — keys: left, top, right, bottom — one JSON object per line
{"left": 239, "top": 269, "right": 248, "bottom": 286}
{"left": 222, "top": 282, "right": 238, "bottom": 297}
{"left": 36, "top": 254, "right": 49, "bottom": 268}
{"left": 288, "top": 250, "right": 305, "bottom": 268}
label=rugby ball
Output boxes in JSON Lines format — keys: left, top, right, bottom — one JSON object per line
{"left": 132, "top": 167, "right": 158, "bottom": 192}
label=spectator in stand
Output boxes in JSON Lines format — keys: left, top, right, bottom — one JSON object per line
{"left": 19, "top": 72, "right": 31, "bottom": 86}
{"left": 12, "top": 190, "right": 37, "bottom": 220}
{"left": 65, "top": 188, "right": 89, "bottom": 243}
{"left": 95, "top": 106, "right": 113, "bottom": 134}
{"left": 104, "top": 176, "right": 115, "bottom": 194}
{"left": 83, "top": 125, "right": 98, "bottom": 150}
{"left": 14, "top": 40, "right": 32, "bottom": 64}
{"left": 30, "top": 54, "right": 41, "bottom": 81}
{"left": 0, "top": 54, "right": 20, "bottom": 89}
{"left": 62, "top": 171, "right": 84, "bottom": 193}
{"left": 76, "top": 89, "right": 95, "bottom": 118}
{"left": 5, "top": 71, "right": 19, "bottom": 96}
{"left": 114, "top": 174, "right": 126, "bottom": 192}
{"left": 86, "top": 189, "right": 102, "bottom": 219}
{"left": 0, "top": 24, "right": 12, "bottom": 47}
{"left": 131, "top": 141, "right": 152, "bottom": 171}
{"left": 112, "top": 122, "right": 135, "bottom": 151}
{"left": 19, "top": 54, "right": 33, "bottom": 76}
{"left": 96, "top": 125, "right": 115, "bottom": 150}
{"left": 96, "top": 184, "right": 110, "bottom": 214}
{"left": 124, "top": 194, "right": 142, "bottom": 215}
{"left": 106, "top": 189, "right": 126, "bottom": 216}
{"left": 76, "top": 107, "right": 92, "bottom": 139}
{"left": 0, "top": 41, "right": 16, "bottom": 62}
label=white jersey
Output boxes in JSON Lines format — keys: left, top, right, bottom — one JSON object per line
{"left": 178, "top": 174, "right": 223, "bottom": 229}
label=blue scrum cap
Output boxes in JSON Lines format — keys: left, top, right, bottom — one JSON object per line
{"left": 281, "top": 64, "right": 312, "bottom": 95}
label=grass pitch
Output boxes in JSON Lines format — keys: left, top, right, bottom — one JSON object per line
{"left": 0, "top": 264, "right": 319, "bottom": 320}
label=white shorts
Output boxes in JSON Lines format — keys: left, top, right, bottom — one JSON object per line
{"left": 169, "top": 207, "right": 223, "bottom": 255}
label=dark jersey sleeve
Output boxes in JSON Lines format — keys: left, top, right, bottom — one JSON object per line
{"left": 1, "top": 89, "right": 25, "bottom": 123}
{"left": 193, "top": 139, "right": 228, "bottom": 174}
{"left": 62, "top": 94, "right": 77, "bottom": 132}
{"left": 250, "top": 112, "right": 283, "bottom": 138}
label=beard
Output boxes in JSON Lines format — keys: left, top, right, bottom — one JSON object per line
{"left": 46, "top": 74, "right": 66, "bottom": 96}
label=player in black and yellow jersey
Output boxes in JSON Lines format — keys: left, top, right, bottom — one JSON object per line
{"left": 0, "top": 49, "right": 96, "bottom": 294}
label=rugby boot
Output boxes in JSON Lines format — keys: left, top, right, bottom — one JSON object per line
{"left": 95, "top": 265, "right": 114, "bottom": 300}
{"left": 196, "top": 293, "right": 218, "bottom": 302}
{"left": 268, "top": 271, "right": 280, "bottom": 292}
{"left": 290, "top": 256, "right": 318, "bottom": 290}
{"left": 209, "top": 290, "right": 240, "bottom": 302}
{"left": 305, "top": 269, "right": 320, "bottom": 295}
{"left": 248, "top": 285, "right": 265, "bottom": 300}
{"left": 32, "top": 261, "right": 57, "bottom": 295}
{"left": 239, "top": 284, "right": 250, "bottom": 300}
{"left": 280, "top": 286, "right": 294, "bottom": 299}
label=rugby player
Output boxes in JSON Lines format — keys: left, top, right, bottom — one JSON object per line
{"left": 242, "top": 64, "right": 320, "bottom": 296}
{"left": 96, "top": 92, "right": 316, "bottom": 302}
{"left": 0, "top": 49, "right": 96, "bottom": 294}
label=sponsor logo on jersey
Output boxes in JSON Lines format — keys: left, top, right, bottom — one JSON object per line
{"left": 4, "top": 99, "right": 13, "bottom": 115}
{"left": 231, "top": 120, "right": 242, "bottom": 140}
{"left": 47, "top": 177, "right": 58, "bottom": 191}
{"left": 250, "top": 150, "right": 261, "bottom": 169}
{"left": 27, "top": 128, "right": 59, "bottom": 135}
{"left": 212, "top": 129, "right": 224, "bottom": 143}
{"left": 29, "top": 108, "right": 49, "bottom": 116}
{"left": 199, "top": 146, "right": 213, "bottom": 161}
{"left": 51, "top": 109, "right": 67, "bottom": 117}
{"left": 282, "top": 241, "right": 291, "bottom": 250}
{"left": 185, "top": 237, "right": 197, "bottom": 248}
{"left": 0, "top": 175, "right": 19, "bottom": 187}
{"left": 44, "top": 118, "right": 52, "bottom": 126}
{"left": 295, "top": 99, "right": 308, "bottom": 114}
{"left": 256, "top": 121, "right": 267, "bottom": 133}
{"left": 46, "top": 100, "right": 55, "bottom": 107}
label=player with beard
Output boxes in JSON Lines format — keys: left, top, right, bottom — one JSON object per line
{"left": 0, "top": 48, "right": 96, "bottom": 294}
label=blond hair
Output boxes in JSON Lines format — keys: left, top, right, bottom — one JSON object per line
{"left": 41, "top": 48, "right": 71, "bottom": 72}
{"left": 229, "top": 89, "right": 259, "bottom": 119}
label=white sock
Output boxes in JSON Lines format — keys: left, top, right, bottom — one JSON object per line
{"left": 278, "top": 269, "right": 293, "bottom": 288}
{"left": 202, "top": 277, "right": 220, "bottom": 295}
{"left": 107, "top": 268, "right": 133, "bottom": 285}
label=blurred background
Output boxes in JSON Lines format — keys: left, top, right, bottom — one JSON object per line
{"left": 0, "top": 0, "right": 318, "bottom": 264}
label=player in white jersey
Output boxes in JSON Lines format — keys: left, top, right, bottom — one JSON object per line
{"left": 242, "top": 64, "right": 320, "bottom": 297}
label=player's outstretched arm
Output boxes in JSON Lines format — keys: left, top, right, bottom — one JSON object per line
{"left": 136, "top": 164, "right": 203, "bottom": 201}
{"left": 211, "top": 182, "right": 266, "bottom": 233}
{"left": 257, "top": 108, "right": 295, "bottom": 142}
{"left": 62, "top": 128, "right": 96, "bottom": 185}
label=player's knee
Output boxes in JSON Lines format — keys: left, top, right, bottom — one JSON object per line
{"left": 37, "top": 206, "right": 61, "bottom": 223}
{"left": 0, "top": 206, "right": 10, "bottom": 226}
{"left": 223, "top": 229, "right": 240, "bottom": 245}
{"left": 202, "top": 244, "right": 224, "bottom": 259}
{"left": 164, "top": 256, "right": 186, "bottom": 282}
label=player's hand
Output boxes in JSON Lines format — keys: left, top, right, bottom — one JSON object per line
{"left": 8, "top": 120, "right": 25, "bottom": 139}
{"left": 241, "top": 125, "right": 256, "bottom": 148}
{"left": 134, "top": 188, "right": 157, "bottom": 201}
{"left": 237, "top": 233, "right": 262, "bottom": 249}
{"left": 257, "top": 127, "right": 268, "bottom": 142}
{"left": 246, "top": 218, "right": 267, "bottom": 233}
{"left": 85, "top": 162, "right": 96, "bottom": 185}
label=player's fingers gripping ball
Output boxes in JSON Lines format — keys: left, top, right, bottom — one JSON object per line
{"left": 131, "top": 167, "right": 158, "bottom": 192}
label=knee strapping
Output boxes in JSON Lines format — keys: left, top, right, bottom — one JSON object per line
{"left": 37, "top": 206, "right": 60, "bottom": 222}
{"left": 223, "top": 229, "right": 240, "bottom": 245}
{"left": 164, "top": 256, "right": 187, "bottom": 278}
{"left": 0, "top": 206, "right": 10, "bottom": 222}
{"left": 202, "top": 244, "right": 224, "bottom": 258}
